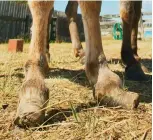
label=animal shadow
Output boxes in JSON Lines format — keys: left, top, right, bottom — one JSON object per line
{"left": 46, "top": 68, "right": 90, "bottom": 87}
{"left": 108, "top": 58, "right": 152, "bottom": 72}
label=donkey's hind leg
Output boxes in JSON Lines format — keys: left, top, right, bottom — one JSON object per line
{"left": 78, "top": 1, "right": 139, "bottom": 109}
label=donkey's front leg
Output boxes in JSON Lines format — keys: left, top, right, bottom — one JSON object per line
{"left": 79, "top": 1, "right": 139, "bottom": 109}
{"left": 14, "top": 1, "right": 54, "bottom": 127}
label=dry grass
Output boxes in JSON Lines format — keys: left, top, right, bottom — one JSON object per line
{"left": 0, "top": 37, "right": 152, "bottom": 140}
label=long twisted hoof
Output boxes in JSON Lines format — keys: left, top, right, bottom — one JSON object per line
{"left": 14, "top": 79, "right": 49, "bottom": 128}
{"left": 94, "top": 67, "right": 139, "bottom": 109}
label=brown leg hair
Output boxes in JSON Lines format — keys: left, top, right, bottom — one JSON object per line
{"left": 65, "top": 1, "right": 85, "bottom": 59}
{"left": 120, "top": 1, "right": 136, "bottom": 66}
{"left": 79, "top": 1, "right": 139, "bottom": 109}
{"left": 131, "top": 1, "right": 142, "bottom": 61}
{"left": 14, "top": 1, "right": 54, "bottom": 127}
{"left": 120, "top": 0, "right": 147, "bottom": 81}
{"left": 78, "top": 1, "right": 104, "bottom": 84}
{"left": 14, "top": 1, "right": 140, "bottom": 128}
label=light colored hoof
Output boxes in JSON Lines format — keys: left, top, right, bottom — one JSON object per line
{"left": 14, "top": 80, "right": 49, "bottom": 127}
{"left": 95, "top": 84, "right": 139, "bottom": 109}
{"left": 94, "top": 67, "right": 139, "bottom": 109}
{"left": 14, "top": 105, "right": 45, "bottom": 127}
{"left": 123, "top": 92, "right": 139, "bottom": 109}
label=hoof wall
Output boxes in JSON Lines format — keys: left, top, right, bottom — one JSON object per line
{"left": 14, "top": 111, "right": 45, "bottom": 128}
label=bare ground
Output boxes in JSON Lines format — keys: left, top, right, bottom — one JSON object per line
{"left": 0, "top": 37, "right": 152, "bottom": 140}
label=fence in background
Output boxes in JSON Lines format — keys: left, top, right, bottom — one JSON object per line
{"left": 0, "top": 1, "right": 85, "bottom": 43}
{"left": 1, "top": 1, "right": 150, "bottom": 43}
{"left": 0, "top": 1, "right": 30, "bottom": 43}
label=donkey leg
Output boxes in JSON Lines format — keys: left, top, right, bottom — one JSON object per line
{"left": 120, "top": 1, "right": 147, "bottom": 81}
{"left": 65, "top": 1, "right": 85, "bottom": 59}
{"left": 79, "top": 1, "right": 139, "bottom": 109}
{"left": 46, "top": 9, "right": 53, "bottom": 63}
{"left": 14, "top": 1, "right": 54, "bottom": 127}
{"left": 131, "top": 1, "right": 142, "bottom": 61}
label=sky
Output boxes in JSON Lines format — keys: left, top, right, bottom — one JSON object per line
{"left": 54, "top": 1, "right": 152, "bottom": 15}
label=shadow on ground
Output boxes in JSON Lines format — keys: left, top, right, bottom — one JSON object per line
{"left": 44, "top": 101, "right": 97, "bottom": 126}
{"left": 8, "top": 59, "right": 151, "bottom": 130}
{"left": 108, "top": 58, "right": 152, "bottom": 72}
{"left": 47, "top": 66, "right": 152, "bottom": 104}
{"left": 108, "top": 58, "right": 152, "bottom": 103}
{"left": 46, "top": 68, "right": 89, "bottom": 87}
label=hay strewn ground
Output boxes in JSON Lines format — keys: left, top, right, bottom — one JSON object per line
{"left": 0, "top": 37, "right": 152, "bottom": 140}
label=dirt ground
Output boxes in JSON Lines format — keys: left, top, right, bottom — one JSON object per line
{"left": 0, "top": 37, "right": 152, "bottom": 140}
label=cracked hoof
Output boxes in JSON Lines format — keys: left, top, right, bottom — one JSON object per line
{"left": 125, "top": 64, "right": 148, "bottom": 81}
{"left": 95, "top": 86, "right": 139, "bottom": 109}
{"left": 14, "top": 107, "right": 45, "bottom": 128}
{"left": 14, "top": 79, "right": 49, "bottom": 128}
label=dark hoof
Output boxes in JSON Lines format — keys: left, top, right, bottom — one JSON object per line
{"left": 125, "top": 64, "right": 148, "bottom": 81}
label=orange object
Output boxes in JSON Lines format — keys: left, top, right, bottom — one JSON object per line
{"left": 8, "top": 39, "right": 23, "bottom": 52}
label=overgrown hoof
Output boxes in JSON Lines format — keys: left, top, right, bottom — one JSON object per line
{"left": 125, "top": 64, "right": 148, "bottom": 81}
{"left": 14, "top": 79, "right": 49, "bottom": 128}
{"left": 94, "top": 67, "right": 139, "bottom": 109}
{"left": 95, "top": 83, "right": 139, "bottom": 109}
{"left": 14, "top": 106, "right": 45, "bottom": 128}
